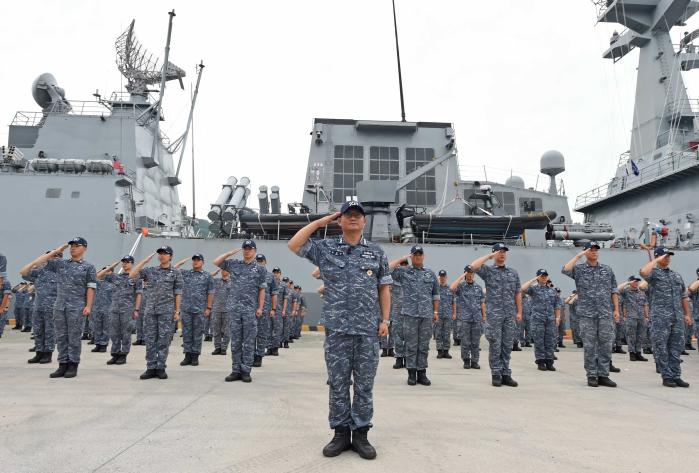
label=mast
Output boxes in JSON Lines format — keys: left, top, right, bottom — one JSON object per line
{"left": 150, "top": 10, "right": 176, "bottom": 164}
{"left": 191, "top": 82, "right": 196, "bottom": 220}
{"left": 392, "top": 0, "right": 407, "bottom": 122}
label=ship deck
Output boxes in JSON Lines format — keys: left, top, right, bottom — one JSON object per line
{"left": 1, "top": 330, "right": 698, "bottom": 472}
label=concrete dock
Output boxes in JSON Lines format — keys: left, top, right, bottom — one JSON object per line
{"left": 0, "top": 330, "right": 697, "bottom": 473}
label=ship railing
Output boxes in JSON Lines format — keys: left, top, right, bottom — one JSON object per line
{"left": 575, "top": 149, "right": 699, "bottom": 208}
{"left": 665, "top": 99, "right": 699, "bottom": 118}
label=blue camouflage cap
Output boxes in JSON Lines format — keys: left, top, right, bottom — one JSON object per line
{"left": 583, "top": 241, "right": 601, "bottom": 250}
{"left": 628, "top": 275, "right": 641, "bottom": 282}
{"left": 121, "top": 255, "right": 135, "bottom": 263}
{"left": 653, "top": 247, "right": 674, "bottom": 257}
{"left": 464, "top": 265, "right": 474, "bottom": 273}
{"left": 68, "top": 236, "right": 88, "bottom": 247}
{"left": 340, "top": 200, "right": 365, "bottom": 215}
{"left": 536, "top": 268, "right": 548, "bottom": 276}
{"left": 410, "top": 245, "right": 424, "bottom": 254}
{"left": 255, "top": 254, "right": 266, "bottom": 262}
{"left": 438, "top": 270, "right": 447, "bottom": 277}
{"left": 192, "top": 253, "right": 204, "bottom": 261}
{"left": 242, "top": 239, "right": 256, "bottom": 249}
{"left": 156, "top": 246, "right": 173, "bottom": 255}
{"left": 491, "top": 242, "right": 508, "bottom": 252}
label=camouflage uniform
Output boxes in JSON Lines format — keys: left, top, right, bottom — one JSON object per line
{"left": 217, "top": 259, "right": 266, "bottom": 375}
{"left": 92, "top": 280, "right": 114, "bottom": 347}
{"left": 522, "top": 293, "right": 533, "bottom": 344}
{"left": 614, "top": 290, "right": 626, "bottom": 350}
{"left": 45, "top": 258, "right": 97, "bottom": 364}
{"left": 104, "top": 272, "right": 142, "bottom": 355}
{"left": 270, "top": 281, "right": 286, "bottom": 349}
{"left": 137, "top": 266, "right": 183, "bottom": 370}
{"left": 454, "top": 280, "right": 485, "bottom": 363}
{"left": 180, "top": 269, "right": 215, "bottom": 355}
{"left": 135, "top": 287, "right": 147, "bottom": 343}
{"left": 0, "top": 280, "right": 11, "bottom": 337}
{"left": 568, "top": 297, "right": 581, "bottom": 344}
{"left": 296, "top": 294, "right": 307, "bottom": 337}
{"left": 0, "top": 253, "right": 6, "bottom": 281}
{"left": 435, "top": 284, "right": 453, "bottom": 351}
{"left": 295, "top": 235, "right": 391, "bottom": 430}
{"left": 211, "top": 277, "right": 231, "bottom": 351}
{"left": 380, "top": 282, "right": 401, "bottom": 351}
{"left": 256, "top": 270, "right": 279, "bottom": 357}
{"left": 24, "top": 266, "right": 59, "bottom": 352}
{"left": 620, "top": 287, "right": 648, "bottom": 354}
{"left": 525, "top": 284, "right": 562, "bottom": 363}
{"left": 642, "top": 267, "right": 688, "bottom": 381}
{"left": 476, "top": 264, "right": 521, "bottom": 377}
{"left": 392, "top": 265, "right": 439, "bottom": 370}
{"left": 562, "top": 262, "right": 618, "bottom": 378}
{"left": 691, "top": 286, "right": 699, "bottom": 347}
{"left": 284, "top": 290, "right": 297, "bottom": 343}
{"left": 12, "top": 286, "right": 27, "bottom": 328}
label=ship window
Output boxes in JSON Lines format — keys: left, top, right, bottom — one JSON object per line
{"left": 45, "top": 188, "right": 62, "bottom": 198}
{"left": 519, "top": 197, "right": 542, "bottom": 212}
{"left": 369, "top": 146, "right": 399, "bottom": 182}
{"left": 406, "top": 147, "right": 436, "bottom": 206}
{"left": 71, "top": 191, "right": 80, "bottom": 199}
{"left": 333, "top": 145, "right": 364, "bottom": 203}
{"left": 494, "top": 191, "right": 516, "bottom": 215}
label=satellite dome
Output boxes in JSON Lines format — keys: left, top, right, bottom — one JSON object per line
{"left": 540, "top": 150, "right": 565, "bottom": 177}
{"left": 505, "top": 175, "right": 525, "bottom": 189}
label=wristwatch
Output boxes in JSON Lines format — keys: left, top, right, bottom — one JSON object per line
{"left": 381, "top": 320, "right": 391, "bottom": 326}
{"left": 206, "top": 306, "right": 212, "bottom": 310}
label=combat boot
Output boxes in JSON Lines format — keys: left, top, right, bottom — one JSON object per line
{"left": 220, "top": 350, "right": 227, "bottom": 356}
{"left": 115, "top": 354, "right": 127, "bottom": 365}
{"left": 49, "top": 363, "right": 68, "bottom": 378}
{"left": 191, "top": 354, "right": 199, "bottom": 366}
{"left": 212, "top": 347, "right": 222, "bottom": 355}
{"left": 39, "top": 352, "right": 52, "bottom": 364}
{"left": 597, "top": 376, "right": 617, "bottom": 388}
{"left": 643, "top": 347, "right": 652, "bottom": 354}
{"left": 674, "top": 378, "right": 690, "bottom": 388}
{"left": 225, "top": 371, "right": 241, "bottom": 382}
{"left": 537, "top": 360, "right": 547, "bottom": 371}
{"left": 272, "top": 347, "right": 278, "bottom": 356}
{"left": 436, "top": 350, "right": 444, "bottom": 359}
{"left": 524, "top": 341, "right": 532, "bottom": 347}
{"left": 322, "top": 426, "right": 351, "bottom": 457}
{"left": 241, "top": 372, "right": 252, "bottom": 383}
{"left": 576, "top": 341, "right": 583, "bottom": 348}
{"left": 28, "top": 352, "right": 43, "bottom": 364}
{"left": 253, "top": 355, "right": 262, "bottom": 367}
{"left": 587, "top": 377, "right": 599, "bottom": 387}
{"left": 609, "top": 362, "right": 620, "bottom": 373}
{"left": 106, "top": 354, "right": 118, "bottom": 365}
{"left": 283, "top": 341, "right": 289, "bottom": 348}
{"left": 91, "top": 345, "right": 101, "bottom": 352}
{"left": 156, "top": 369, "right": 168, "bottom": 379}
{"left": 380, "top": 348, "right": 389, "bottom": 357}
{"left": 557, "top": 341, "right": 565, "bottom": 348}
{"left": 387, "top": 348, "right": 395, "bottom": 357}
{"left": 463, "top": 358, "right": 471, "bottom": 369}
{"left": 392, "top": 357, "right": 405, "bottom": 369}
{"left": 140, "top": 369, "right": 157, "bottom": 380}
{"left": 629, "top": 352, "right": 638, "bottom": 361}
{"left": 416, "top": 370, "right": 431, "bottom": 386}
{"left": 204, "top": 335, "right": 212, "bottom": 341}
{"left": 443, "top": 350, "right": 452, "bottom": 359}
{"left": 352, "top": 426, "right": 377, "bottom": 460}
{"left": 512, "top": 342, "right": 522, "bottom": 351}
{"left": 63, "top": 362, "right": 78, "bottom": 378}
{"left": 21, "top": 327, "right": 31, "bottom": 332}
{"left": 407, "top": 369, "right": 417, "bottom": 386}
{"left": 662, "top": 378, "right": 677, "bottom": 387}
{"left": 453, "top": 338, "right": 461, "bottom": 346}
{"left": 29, "top": 347, "right": 36, "bottom": 352}
{"left": 491, "top": 375, "right": 502, "bottom": 387}
{"left": 132, "top": 340, "right": 144, "bottom": 346}
{"left": 681, "top": 350, "right": 689, "bottom": 355}
{"left": 617, "top": 346, "right": 626, "bottom": 354}
{"left": 470, "top": 360, "right": 480, "bottom": 369}
{"left": 545, "top": 360, "right": 556, "bottom": 371}
{"left": 501, "top": 375, "right": 518, "bottom": 387}
{"left": 686, "top": 343, "right": 696, "bottom": 351}
{"left": 180, "top": 353, "right": 192, "bottom": 366}
{"left": 636, "top": 352, "right": 648, "bottom": 362}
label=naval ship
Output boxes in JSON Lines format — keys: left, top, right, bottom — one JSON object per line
{"left": 2, "top": 1, "right": 699, "bottom": 326}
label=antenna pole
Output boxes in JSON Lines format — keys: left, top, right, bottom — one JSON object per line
{"left": 191, "top": 82, "right": 196, "bottom": 220}
{"left": 150, "top": 9, "right": 176, "bottom": 163}
{"left": 175, "top": 61, "right": 204, "bottom": 177}
{"left": 392, "top": 0, "right": 407, "bottom": 122}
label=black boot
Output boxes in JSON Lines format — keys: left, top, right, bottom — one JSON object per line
{"left": 629, "top": 352, "right": 638, "bottom": 361}
{"left": 609, "top": 362, "right": 621, "bottom": 373}
{"left": 537, "top": 360, "right": 547, "bottom": 371}
{"left": 545, "top": 360, "right": 556, "bottom": 371}
{"left": 225, "top": 371, "right": 241, "bottom": 382}
{"left": 133, "top": 340, "right": 144, "bottom": 346}
{"left": 587, "top": 377, "right": 599, "bottom": 387}
{"left": 443, "top": 350, "right": 452, "bottom": 359}
{"left": 416, "top": 370, "right": 431, "bottom": 386}
{"left": 436, "top": 350, "right": 444, "bottom": 359}
{"left": 191, "top": 354, "right": 199, "bottom": 366}
{"left": 686, "top": 343, "right": 696, "bottom": 351}
{"left": 204, "top": 335, "right": 212, "bottom": 341}
{"left": 636, "top": 352, "right": 648, "bottom": 362}
{"left": 392, "top": 357, "right": 405, "bottom": 369}
{"left": 407, "top": 368, "right": 417, "bottom": 386}
{"left": 91, "top": 345, "right": 101, "bottom": 352}
{"left": 28, "top": 352, "right": 43, "bottom": 364}
{"left": 322, "top": 426, "right": 351, "bottom": 457}
{"left": 241, "top": 372, "right": 252, "bottom": 383}
{"left": 674, "top": 378, "right": 690, "bottom": 388}
{"left": 156, "top": 369, "right": 168, "bottom": 379}
{"left": 463, "top": 358, "right": 471, "bottom": 369}
{"left": 576, "top": 341, "right": 583, "bottom": 348}
{"left": 116, "top": 354, "right": 127, "bottom": 365}
{"left": 180, "top": 353, "right": 192, "bottom": 366}
{"left": 63, "top": 362, "right": 78, "bottom": 378}
{"left": 524, "top": 341, "right": 532, "bottom": 347}
{"left": 39, "top": 352, "right": 52, "bottom": 364}
{"left": 492, "top": 375, "right": 502, "bottom": 387}
{"left": 557, "top": 341, "right": 565, "bottom": 348}
{"left": 283, "top": 341, "right": 289, "bottom": 348}
{"left": 352, "top": 426, "right": 377, "bottom": 460}
{"left": 643, "top": 347, "right": 652, "bottom": 354}
{"left": 106, "top": 354, "right": 118, "bottom": 365}
{"left": 681, "top": 350, "right": 689, "bottom": 356}
{"left": 49, "top": 363, "right": 68, "bottom": 378}
{"left": 380, "top": 348, "right": 388, "bottom": 357}
{"left": 140, "top": 369, "right": 157, "bottom": 380}
{"left": 617, "top": 346, "right": 627, "bottom": 354}
{"left": 453, "top": 338, "right": 461, "bottom": 346}
{"left": 253, "top": 355, "right": 262, "bottom": 367}
{"left": 212, "top": 347, "right": 222, "bottom": 355}
{"left": 387, "top": 348, "right": 395, "bottom": 357}
{"left": 598, "top": 376, "right": 617, "bottom": 388}
{"left": 29, "top": 347, "right": 36, "bottom": 352}
{"left": 470, "top": 360, "right": 480, "bottom": 369}
{"left": 501, "top": 375, "right": 518, "bottom": 387}
{"left": 512, "top": 342, "right": 522, "bottom": 352}
{"left": 271, "top": 348, "right": 278, "bottom": 356}
{"left": 220, "top": 349, "right": 227, "bottom": 356}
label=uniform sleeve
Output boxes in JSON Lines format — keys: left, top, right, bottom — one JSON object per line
{"left": 258, "top": 268, "right": 267, "bottom": 289}
{"left": 608, "top": 268, "right": 618, "bottom": 294}
{"left": 45, "top": 258, "right": 60, "bottom": 273}
{"left": 513, "top": 272, "right": 521, "bottom": 292}
{"left": 86, "top": 265, "right": 97, "bottom": 290}
{"left": 271, "top": 278, "right": 280, "bottom": 295}
{"left": 390, "top": 266, "right": 404, "bottom": 283}
{"left": 377, "top": 251, "right": 393, "bottom": 286}
{"left": 296, "top": 239, "right": 321, "bottom": 266}
{"left": 104, "top": 273, "right": 115, "bottom": 283}
{"left": 475, "top": 264, "right": 491, "bottom": 283}
{"left": 173, "top": 270, "right": 184, "bottom": 295}
{"left": 3, "top": 281, "right": 11, "bottom": 295}
{"left": 217, "top": 259, "right": 233, "bottom": 272}
{"left": 206, "top": 274, "right": 215, "bottom": 295}
{"left": 139, "top": 266, "right": 151, "bottom": 282}
{"left": 431, "top": 273, "right": 440, "bottom": 301}
{"left": 561, "top": 264, "right": 575, "bottom": 280}
{"left": 0, "top": 254, "right": 6, "bottom": 278}
{"left": 525, "top": 286, "right": 535, "bottom": 297}
{"left": 24, "top": 268, "right": 40, "bottom": 283}
{"left": 134, "top": 278, "right": 143, "bottom": 294}
{"left": 642, "top": 267, "right": 659, "bottom": 284}
{"left": 555, "top": 296, "right": 563, "bottom": 310}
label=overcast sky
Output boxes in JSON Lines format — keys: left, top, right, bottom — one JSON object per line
{"left": 2, "top": 0, "right": 699, "bottom": 219}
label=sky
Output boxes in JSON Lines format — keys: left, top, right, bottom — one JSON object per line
{"left": 2, "top": 0, "right": 699, "bottom": 220}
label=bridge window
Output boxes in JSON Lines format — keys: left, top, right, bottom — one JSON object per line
{"left": 494, "top": 191, "right": 516, "bottom": 215}
{"left": 519, "top": 197, "right": 542, "bottom": 213}
{"left": 333, "top": 145, "right": 364, "bottom": 203}
{"left": 406, "top": 147, "right": 436, "bottom": 206}
{"left": 369, "top": 146, "right": 399, "bottom": 181}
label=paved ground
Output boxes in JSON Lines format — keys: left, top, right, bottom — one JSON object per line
{"left": 0, "top": 329, "right": 698, "bottom": 473}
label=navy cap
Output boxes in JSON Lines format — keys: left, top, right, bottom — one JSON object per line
{"left": 156, "top": 246, "right": 173, "bottom": 255}
{"left": 242, "top": 239, "right": 256, "bottom": 249}
{"left": 696, "top": 268, "right": 699, "bottom": 274}
{"left": 654, "top": 247, "right": 674, "bottom": 257}
{"left": 438, "top": 270, "right": 447, "bottom": 277}
{"left": 583, "top": 241, "right": 601, "bottom": 250}
{"left": 255, "top": 254, "right": 266, "bottom": 262}
{"left": 572, "top": 290, "right": 577, "bottom": 294}
{"left": 68, "top": 236, "right": 88, "bottom": 247}
{"left": 288, "top": 279, "right": 294, "bottom": 284}
{"left": 491, "top": 242, "right": 508, "bottom": 252}
{"left": 536, "top": 268, "right": 548, "bottom": 276}
{"left": 628, "top": 275, "right": 641, "bottom": 282}
{"left": 340, "top": 200, "right": 365, "bottom": 215}
{"left": 294, "top": 285, "right": 300, "bottom": 289}
{"left": 192, "top": 253, "right": 204, "bottom": 261}
{"left": 282, "top": 276, "right": 289, "bottom": 282}
{"left": 464, "top": 265, "right": 474, "bottom": 273}
{"left": 555, "top": 288, "right": 561, "bottom": 293}
{"left": 121, "top": 255, "right": 134, "bottom": 263}
{"left": 410, "top": 245, "right": 424, "bottom": 254}
{"left": 272, "top": 266, "right": 281, "bottom": 273}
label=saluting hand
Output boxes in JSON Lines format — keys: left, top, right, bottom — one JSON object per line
{"left": 52, "top": 244, "right": 68, "bottom": 255}
{"left": 318, "top": 212, "right": 342, "bottom": 226}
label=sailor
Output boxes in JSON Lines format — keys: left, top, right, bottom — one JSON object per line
{"left": 0, "top": 278, "right": 12, "bottom": 338}
{"left": 555, "top": 287, "right": 566, "bottom": 349}
{"left": 435, "top": 270, "right": 454, "bottom": 359}
{"left": 618, "top": 276, "right": 649, "bottom": 362}
{"left": 282, "top": 279, "right": 295, "bottom": 348}
{"left": 689, "top": 269, "right": 699, "bottom": 352}
{"left": 269, "top": 275, "right": 289, "bottom": 354}
{"left": 289, "top": 285, "right": 301, "bottom": 342}
{"left": 0, "top": 252, "right": 6, "bottom": 288}
{"left": 565, "top": 291, "right": 582, "bottom": 347}
{"left": 174, "top": 254, "right": 214, "bottom": 367}
{"left": 288, "top": 200, "right": 391, "bottom": 460}
{"left": 521, "top": 291, "right": 533, "bottom": 347}
{"left": 91, "top": 271, "right": 114, "bottom": 353}
{"left": 11, "top": 282, "right": 28, "bottom": 330}
{"left": 640, "top": 247, "right": 692, "bottom": 388}
{"left": 450, "top": 265, "right": 485, "bottom": 369}
{"left": 521, "top": 269, "right": 562, "bottom": 371}
{"left": 562, "top": 241, "right": 620, "bottom": 388}
{"left": 210, "top": 268, "right": 231, "bottom": 356}
{"left": 214, "top": 240, "right": 266, "bottom": 383}
{"left": 389, "top": 260, "right": 408, "bottom": 367}
{"left": 99, "top": 256, "right": 142, "bottom": 365}
{"left": 469, "top": 243, "right": 522, "bottom": 387}
{"left": 389, "top": 245, "right": 439, "bottom": 387}
{"left": 20, "top": 250, "right": 62, "bottom": 363}
{"left": 296, "top": 286, "right": 307, "bottom": 338}
{"left": 252, "top": 254, "right": 278, "bottom": 368}
{"left": 613, "top": 287, "right": 628, "bottom": 355}
{"left": 24, "top": 238, "right": 96, "bottom": 379}
{"left": 130, "top": 246, "right": 183, "bottom": 380}
{"left": 132, "top": 280, "right": 148, "bottom": 346}
{"left": 21, "top": 283, "right": 34, "bottom": 332}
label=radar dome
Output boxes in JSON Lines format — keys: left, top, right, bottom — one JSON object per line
{"left": 540, "top": 150, "right": 565, "bottom": 176}
{"left": 32, "top": 73, "right": 70, "bottom": 112}
{"left": 505, "top": 175, "right": 525, "bottom": 189}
